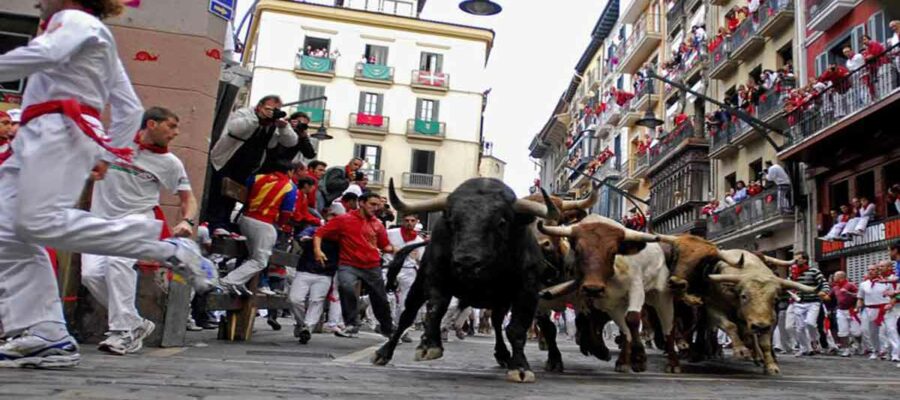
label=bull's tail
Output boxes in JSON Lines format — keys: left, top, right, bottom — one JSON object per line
{"left": 385, "top": 241, "right": 429, "bottom": 290}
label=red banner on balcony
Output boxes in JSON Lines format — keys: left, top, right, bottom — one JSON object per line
{"left": 356, "top": 113, "right": 384, "bottom": 127}
{"left": 416, "top": 71, "right": 447, "bottom": 87}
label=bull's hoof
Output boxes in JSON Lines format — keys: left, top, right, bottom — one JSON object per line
{"left": 665, "top": 364, "right": 682, "bottom": 374}
{"left": 676, "top": 339, "right": 690, "bottom": 352}
{"left": 506, "top": 369, "right": 536, "bottom": 383}
{"left": 631, "top": 361, "right": 647, "bottom": 373}
{"left": 733, "top": 346, "right": 753, "bottom": 360}
{"left": 764, "top": 364, "right": 781, "bottom": 375}
{"left": 371, "top": 348, "right": 392, "bottom": 366}
{"left": 544, "top": 358, "right": 564, "bottom": 373}
{"left": 495, "top": 350, "right": 511, "bottom": 368}
{"left": 417, "top": 347, "right": 443, "bottom": 361}
{"left": 614, "top": 363, "right": 630, "bottom": 373}
{"left": 682, "top": 294, "right": 704, "bottom": 306}
{"left": 592, "top": 346, "right": 611, "bottom": 362}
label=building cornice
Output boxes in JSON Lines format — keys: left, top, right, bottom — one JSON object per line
{"left": 243, "top": 0, "right": 494, "bottom": 66}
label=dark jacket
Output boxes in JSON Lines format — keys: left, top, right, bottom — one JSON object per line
{"left": 296, "top": 226, "right": 338, "bottom": 276}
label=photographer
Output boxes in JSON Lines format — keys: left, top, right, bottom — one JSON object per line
{"left": 208, "top": 95, "right": 298, "bottom": 234}
{"left": 259, "top": 111, "right": 317, "bottom": 174}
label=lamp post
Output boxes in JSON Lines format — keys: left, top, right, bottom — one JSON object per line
{"left": 281, "top": 96, "right": 332, "bottom": 140}
{"left": 459, "top": 0, "right": 502, "bottom": 15}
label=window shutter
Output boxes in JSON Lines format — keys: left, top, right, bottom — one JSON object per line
{"left": 376, "top": 45, "right": 389, "bottom": 65}
{"left": 869, "top": 12, "right": 886, "bottom": 43}
{"left": 815, "top": 53, "right": 826, "bottom": 77}
{"left": 419, "top": 52, "right": 428, "bottom": 70}
{"left": 851, "top": 24, "right": 865, "bottom": 52}
{"left": 415, "top": 98, "right": 423, "bottom": 120}
{"left": 435, "top": 54, "right": 443, "bottom": 72}
{"left": 432, "top": 100, "right": 440, "bottom": 121}
{"left": 358, "top": 92, "right": 367, "bottom": 114}
{"left": 426, "top": 151, "right": 435, "bottom": 174}
{"left": 376, "top": 94, "right": 384, "bottom": 115}
{"left": 374, "top": 145, "right": 382, "bottom": 169}
{"left": 354, "top": 144, "right": 362, "bottom": 159}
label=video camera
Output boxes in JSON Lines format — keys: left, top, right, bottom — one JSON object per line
{"left": 271, "top": 108, "right": 287, "bottom": 120}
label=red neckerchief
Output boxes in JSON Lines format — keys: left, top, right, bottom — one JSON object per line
{"left": 791, "top": 263, "right": 809, "bottom": 281}
{"left": 400, "top": 227, "right": 418, "bottom": 242}
{"left": 134, "top": 131, "right": 168, "bottom": 154}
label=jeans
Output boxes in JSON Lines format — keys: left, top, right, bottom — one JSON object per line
{"left": 336, "top": 265, "right": 393, "bottom": 334}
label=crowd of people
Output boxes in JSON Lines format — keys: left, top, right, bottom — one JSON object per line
{"left": 301, "top": 46, "right": 341, "bottom": 59}
{"left": 702, "top": 160, "right": 791, "bottom": 217}
{"left": 820, "top": 196, "right": 878, "bottom": 241}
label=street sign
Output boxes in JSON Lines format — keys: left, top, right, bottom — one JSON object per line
{"left": 209, "top": 0, "right": 235, "bottom": 21}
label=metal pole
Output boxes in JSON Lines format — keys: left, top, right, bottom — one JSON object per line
{"left": 281, "top": 96, "right": 329, "bottom": 108}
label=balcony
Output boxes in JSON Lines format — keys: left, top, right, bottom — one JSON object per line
{"left": 348, "top": 113, "right": 390, "bottom": 136}
{"left": 780, "top": 44, "right": 900, "bottom": 160}
{"left": 708, "top": 38, "right": 736, "bottom": 79}
{"left": 406, "top": 119, "right": 446, "bottom": 141}
{"left": 294, "top": 55, "right": 335, "bottom": 78}
{"left": 617, "top": 13, "right": 663, "bottom": 74}
{"left": 666, "top": 0, "right": 684, "bottom": 37}
{"left": 707, "top": 186, "right": 794, "bottom": 243}
{"left": 664, "top": 50, "right": 703, "bottom": 100}
{"left": 354, "top": 62, "right": 395, "bottom": 85}
{"left": 622, "top": 0, "right": 651, "bottom": 24}
{"left": 411, "top": 70, "right": 450, "bottom": 92}
{"left": 360, "top": 169, "right": 385, "bottom": 188}
{"left": 616, "top": 158, "right": 642, "bottom": 190}
{"left": 402, "top": 172, "right": 442, "bottom": 193}
{"left": 815, "top": 216, "right": 900, "bottom": 262}
{"left": 632, "top": 151, "right": 650, "bottom": 179}
{"left": 289, "top": 106, "right": 330, "bottom": 127}
{"left": 729, "top": 18, "right": 764, "bottom": 62}
{"left": 619, "top": 99, "right": 644, "bottom": 127}
{"left": 758, "top": 0, "right": 795, "bottom": 37}
{"left": 806, "top": 0, "right": 857, "bottom": 32}
{"left": 632, "top": 81, "right": 660, "bottom": 115}
{"left": 708, "top": 120, "right": 738, "bottom": 159}
{"left": 647, "top": 121, "right": 706, "bottom": 173}
{"left": 599, "top": 103, "right": 623, "bottom": 127}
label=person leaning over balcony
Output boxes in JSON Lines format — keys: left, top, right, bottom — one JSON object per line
{"left": 764, "top": 160, "right": 792, "bottom": 211}
{"left": 821, "top": 205, "right": 851, "bottom": 241}
{"left": 733, "top": 181, "right": 749, "bottom": 203}
{"left": 862, "top": 34, "right": 891, "bottom": 97}
{"left": 842, "top": 196, "right": 875, "bottom": 238}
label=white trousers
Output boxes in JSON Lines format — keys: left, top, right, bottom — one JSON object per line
{"left": 774, "top": 306, "right": 795, "bottom": 351}
{"left": 835, "top": 309, "right": 862, "bottom": 338}
{"left": 861, "top": 306, "right": 891, "bottom": 354}
{"left": 326, "top": 277, "right": 343, "bottom": 327}
{"left": 792, "top": 302, "right": 820, "bottom": 353}
{"left": 823, "top": 222, "right": 846, "bottom": 240}
{"left": 392, "top": 268, "right": 417, "bottom": 323}
{"left": 289, "top": 271, "right": 331, "bottom": 329}
{"left": 0, "top": 115, "right": 172, "bottom": 335}
{"left": 884, "top": 308, "right": 900, "bottom": 360}
{"left": 221, "top": 216, "right": 276, "bottom": 286}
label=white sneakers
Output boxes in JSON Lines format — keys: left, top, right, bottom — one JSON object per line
{"left": 164, "top": 237, "right": 219, "bottom": 293}
{"left": 98, "top": 319, "right": 156, "bottom": 356}
{"left": 0, "top": 331, "right": 80, "bottom": 368}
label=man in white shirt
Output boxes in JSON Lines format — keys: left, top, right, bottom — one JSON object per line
{"left": 81, "top": 107, "right": 197, "bottom": 356}
{"left": 844, "top": 45, "right": 869, "bottom": 108}
{"left": 858, "top": 265, "right": 892, "bottom": 359}
{"left": 385, "top": 215, "right": 424, "bottom": 341}
{"left": 764, "top": 160, "right": 792, "bottom": 212}
{"left": 0, "top": 0, "right": 215, "bottom": 368}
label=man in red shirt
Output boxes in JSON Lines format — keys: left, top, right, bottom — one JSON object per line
{"left": 313, "top": 192, "right": 395, "bottom": 338}
{"left": 830, "top": 271, "right": 859, "bottom": 357}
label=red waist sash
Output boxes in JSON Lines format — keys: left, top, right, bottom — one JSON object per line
{"left": 21, "top": 99, "right": 134, "bottom": 162}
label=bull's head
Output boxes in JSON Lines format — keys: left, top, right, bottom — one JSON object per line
{"left": 657, "top": 234, "right": 744, "bottom": 292}
{"left": 389, "top": 178, "right": 559, "bottom": 274}
{"left": 709, "top": 270, "right": 815, "bottom": 334}
{"left": 537, "top": 215, "right": 659, "bottom": 298}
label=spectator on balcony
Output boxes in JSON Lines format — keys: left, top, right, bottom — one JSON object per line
{"left": 733, "top": 181, "right": 749, "bottom": 203}
{"left": 842, "top": 196, "right": 875, "bottom": 238}
{"left": 691, "top": 25, "right": 707, "bottom": 51}
{"left": 724, "top": 9, "right": 740, "bottom": 33}
{"left": 889, "top": 21, "right": 900, "bottom": 72}
{"left": 862, "top": 34, "right": 891, "bottom": 98}
{"left": 673, "top": 112, "right": 689, "bottom": 127}
{"left": 764, "top": 160, "right": 790, "bottom": 187}
{"left": 701, "top": 200, "right": 719, "bottom": 216}
{"left": 887, "top": 184, "right": 900, "bottom": 215}
{"left": 839, "top": 198, "right": 862, "bottom": 239}
{"left": 723, "top": 187, "right": 737, "bottom": 208}
{"left": 747, "top": 180, "right": 763, "bottom": 197}
{"left": 821, "top": 205, "right": 852, "bottom": 241}
{"left": 709, "top": 27, "right": 728, "bottom": 53}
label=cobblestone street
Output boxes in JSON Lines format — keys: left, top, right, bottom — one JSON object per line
{"left": 2, "top": 317, "right": 899, "bottom": 399}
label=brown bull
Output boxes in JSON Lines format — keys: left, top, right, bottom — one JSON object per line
{"left": 657, "top": 234, "right": 745, "bottom": 305}
{"left": 704, "top": 250, "right": 814, "bottom": 375}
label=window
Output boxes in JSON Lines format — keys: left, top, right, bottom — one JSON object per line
{"left": 0, "top": 14, "right": 39, "bottom": 94}
{"left": 749, "top": 158, "right": 763, "bottom": 182}
{"left": 777, "top": 42, "right": 793, "bottom": 70}
{"left": 298, "top": 85, "right": 326, "bottom": 109}
{"left": 303, "top": 36, "right": 331, "bottom": 56}
{"left": 411, "top": 149, "right": 435, "bottom": 174}
{"left": 855, "top": 171, "right": 875, "bottom": 203}
{"left": 419, "top": 52, "right": 443, "bottom": 72}
{"left": 749, "top": 65, "right": 762, "bottom": 84}
{"left": 830, "top": 180, "right": 850, "bottom": 212}
{"left": 868, "top": 11, "right": 889, "bottom": 44}
{"left": 354, "top": 144, "right": 382, "bottom": 170}
{"left": 724, "top": 173, "right": 736, "bottom": 191}
{"left": 415, "top": 99, "right": 439, "bottom": 121}
{"left": 358, "top": 92, "right": 383, "bottom": 115}
{"left": 613, "top": 134, "right": 622, "bottom": 171}
{"left": 617, "top": 75, "right": 624, "bottom": 90}
{"left": 364, "top": 44, "right": 389, "bottom": 65}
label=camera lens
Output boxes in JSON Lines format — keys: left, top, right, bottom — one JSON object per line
{"left": 272, "top": 109, "right": 287, "bottom": 120}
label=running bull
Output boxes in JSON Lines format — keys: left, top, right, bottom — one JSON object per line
{"left": 372, "top": 177, "right": 559, "bottom": 383}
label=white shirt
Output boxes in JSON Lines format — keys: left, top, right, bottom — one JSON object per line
{"left": 748, "top": 0, "right": 760, "bottom": 13}
{"left": 91, "top": 148, "right": 191, "bottom": 219}
{"left": 846, "top": 53, "right": 865, "bottom": 71}
{"left": 765, "top": 164, "right": 791, "bottom": 186}
{"left": 889, "top": 33, "right": 900, "bottom": 47}
{"left": 385, "top": 228, "right": 424, "bottom": 270}
{"left": 209, "top": 107, "right": 298, "bottom": 171}
{"left": 858, "top": 279, "right": 891, "bottom": 306}
{"left": 343, "top": 183, "right": 363, "bottom": 197}
{"left": 0, "top": 10, "right": 142, "bottom": 150}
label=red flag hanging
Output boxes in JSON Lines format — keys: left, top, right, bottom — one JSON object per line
{"left": 356, "top": 113, "right": 384, "bottom": 127}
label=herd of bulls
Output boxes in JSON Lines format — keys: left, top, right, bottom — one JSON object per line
{"left": 371, "top": 178, "right": 816, "bottom": 383}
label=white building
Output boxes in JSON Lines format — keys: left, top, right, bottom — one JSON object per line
{"left": 242, "top": 0, "right": 494, "bottom": 216}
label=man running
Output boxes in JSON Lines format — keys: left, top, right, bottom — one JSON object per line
{"left": 81, "top": 107, "right": 197, "bottom": 355}
{"left": 0, "top": 0, "right": 215, "bottom": 368}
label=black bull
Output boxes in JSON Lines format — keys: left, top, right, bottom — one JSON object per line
{"left": 371, "top": 178, "right": 559, "bottom": 383}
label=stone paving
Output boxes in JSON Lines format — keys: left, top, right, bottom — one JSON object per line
{"left": 2, "top": 317, "right": 899, "bottom": 399}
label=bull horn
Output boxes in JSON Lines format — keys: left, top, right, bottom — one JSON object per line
{"left": 776, "top": 278, "right": 817, "bottom": 293}
{"left": 763, "top": 255, "right": 794, "bottom": 268}
{"left": 657, "top": 234, "right": 680, "bottom": 244}
{"left": 513, "top": 187, "right": 560, "bottom": 220}
{"left": 539, "top": 280, "right": 578, "bottom": 300}
{"left": 560, "top": 188, "right": 598, "bottom": 211}
{"left": 388, "top": 178, "right": 448, "bottom": 214}
{"left": 718, "top": 250, "right": 745, "bottom": 268}
{"left": 708, "top": 274, "right": 743, "bottom": 284}
{"left": 624, "top": 228, "right": 659, "bottom": 243}
{"left": 537, "top": 221, "right": 575, "bottom": 237}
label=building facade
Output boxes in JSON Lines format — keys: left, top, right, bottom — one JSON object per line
{"left": 478, "top": 142, "right": 506, "bottom": 180}
{"left": 242, "top": 0, "right": 493, "bottom": 218}
{"left": 0, "top": 0, "right": 228, "bottom": 221}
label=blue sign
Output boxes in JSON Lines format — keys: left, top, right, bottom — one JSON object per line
{"left": 209, "top": 0, "right": 234, "bottom": 21}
